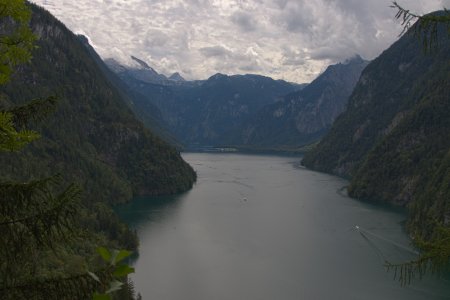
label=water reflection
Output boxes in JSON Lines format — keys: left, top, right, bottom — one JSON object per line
{"left": 116, "top": 192, "right": 189, "bottom": 231}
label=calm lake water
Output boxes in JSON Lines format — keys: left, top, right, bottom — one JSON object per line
{"left": 117, "top": 153, "right": 450, "bottom": 299}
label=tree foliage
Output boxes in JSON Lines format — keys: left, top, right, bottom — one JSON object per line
{"left": 0, "top": 93, "right": 99, "bottom": 299}
{"left": 385, "top": 225, "right": 450, "bottom": 285}
{"left": 89, "top": 247, "right": 135, "bottom": 300}
{"left": 0, "top": 0, "right": 35, "bottom": 84}
{"left": 0, "top": 2, "right": 136, "bottom": 299}
{"left": 0, "top": 110, "right": 39, "bottom": 150}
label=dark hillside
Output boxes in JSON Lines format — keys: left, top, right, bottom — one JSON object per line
{"left": 303, "top": 16, "right": 450, "bottom": 236}
{"left": 0, "top": 4, "right": 196, "bottom": 205}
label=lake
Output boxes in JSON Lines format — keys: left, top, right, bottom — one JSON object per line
{"left": 117, "top": 153, "right": 450, "bottom": 299}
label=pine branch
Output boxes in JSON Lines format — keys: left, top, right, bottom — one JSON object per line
{"left": 0, "top": 111, "right": 39, "bottom": 151}
{"left": 0, "top": 0, "right": 35, "bottom": 84}
{"left": 391, "top": 1, "right": 420, "bottom": 36}
{"left": 0, "top": 267, "right": 113, "bottom": 300}
{"left": 391, "top": 2, "right": 450, "bottom": 52}
{"left": 0, "top": 176, "right": 81, "bottom": 255}
{"left": 0, "top": 183, "right": 80, "bottom": 227}
{"left": 0, "top": 175, "right": 63, "bottom": 213}
{"left": 5, "top": 96, "right": 59, "bottom": 128}
{"left": 385, "top": 255, "right": 431, "bottom": 286}
{"left": 385, "top": 224, "right": 450, "bottom": 285}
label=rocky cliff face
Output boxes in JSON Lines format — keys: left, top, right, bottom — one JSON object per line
{"left": 302, "top": 17, "right": 450, "bottom": 236}
{"left": 225, "top": 56, "right": 368, "bottom": 148}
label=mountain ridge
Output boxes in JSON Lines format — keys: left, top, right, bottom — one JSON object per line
{"left": 107, "top": 63, "right": 301, "bottom": 146}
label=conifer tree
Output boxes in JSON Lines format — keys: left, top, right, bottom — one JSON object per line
{"left": 0, "top": 1, "right": 134, "bottom": 299}
{"left": 392, "top": 1, "right": 450, "bottom": 52}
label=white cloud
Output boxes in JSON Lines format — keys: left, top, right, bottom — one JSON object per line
{"left": 32, "top": 0, "right": 448, "bottom": 83}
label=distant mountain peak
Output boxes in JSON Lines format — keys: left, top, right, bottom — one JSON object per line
{"left": 104, "top": 58, "right": 128, "bottom": 73}
{"left": 107, "top": 55, "right": 197, "bottom": 87}
{"left": 131, "top": 55, "right": 153, "bottom": 70}
{"left": 77, "top": 34, "right": 89, "bottom": 44}
{"left": 343, "top": 54, "right": 365, "bottom": 65}
{"left": 122, "top": 55, "right": 169, "bottom": 84}
{"left": 209, "top": 73, "right": 227, "bottom": 80}
{"left": 169, "top": 72, "right": 185, "bottom": 82}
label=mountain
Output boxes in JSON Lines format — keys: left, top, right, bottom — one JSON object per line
{"left": 105, "top": 56, "right": 193, "bottom": 87}
{"left": 168, "top": 73, "right": 300, "bottom": 146}
{"left": 169, "top": 72, "right": 185, "bottom": 82}
{"left": 225, "top": 56, "right": 368, "bottom": 148}
{"left": 107, "top": 62, "right": 300, "bottom": 146}
{"left": 106, "top": 57, "right": 166, "bottom": 85}
{"left": 302, "top": 17, "right": 450, "bottom": 237}
{"left": 77, "top": 35, "right": 180, "bottom": 146}
{"left": 0, "top": 5, "right": 196, "bottom": 206}
{"left": 131, "top": 55, "right": 153, "bottom": 69}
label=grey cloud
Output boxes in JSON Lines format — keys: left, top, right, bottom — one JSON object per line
{"left": 239, "top": 63, "right": 262, "bottom": 72}
{"left": 280, "top": 46, "right": 307, "bottom": 66}
{"left": 200, "top": 46, "right": 262, "bottom": 70}
{"left": 309, "top": 46, "right": 352, "bottom": 61}
{"left": 274, "top": 0, "right": 289, "bottom": 9}
{"left": 231, "top": 11, "right": 258, "bottom": 32}
{"left": 32, "top": 0, "right": 449, "bottom": 83}
{"left": 143, "top": 30, "right": 171, "bottom": 48}
{"left": 282, "top": 57, "right": 306, "bottom": 66}
{"left": 276, "top": 2, "right": 315, "bottom": 33}
{"left": 199, "top": 46, "right": 233, "bottom": 58}
{"left": 271, "top": 0, "right": 391, "bottom": 62}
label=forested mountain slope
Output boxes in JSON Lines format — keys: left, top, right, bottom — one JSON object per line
{"left": 79, "top": 36, "right": 181, "bottom": 146}
{"left": 302, "top": 18, "right": 450, "bottom": 236}
{"left": 0, "top": 4, "right": 196, "bottom": 205}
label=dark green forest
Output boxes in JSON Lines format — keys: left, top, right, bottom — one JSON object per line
{"left": 0, "top": 5, "right": 196, "bottom": 202}
{"left": 1, "top": 2, "right": 196, "bottom": 299}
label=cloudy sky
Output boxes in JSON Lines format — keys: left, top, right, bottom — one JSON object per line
{"left": 32, "top": 0, "right": 449, "bottom": 83}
